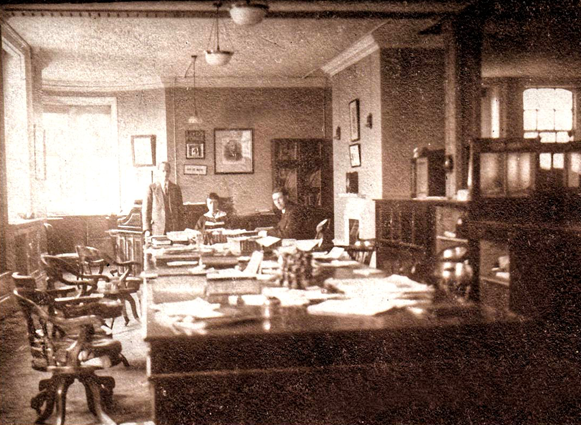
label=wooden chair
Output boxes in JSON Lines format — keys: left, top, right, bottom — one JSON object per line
{"left": 12, "top": 280, "right": 129, "bottom": 425}
{"left": 75, "top": 245, "right": 141, "bottom": 279}
{"left": 347, "top": 239, "right": 377, "bottom": 267}
{"left": 40, "top": 254, "right": 99, "bottom": 297}
{"left": 41, "top": 253, "right": 139, "bottom": 327}
{"left": 75, "top": 246, "right": 142, "bottom": 325}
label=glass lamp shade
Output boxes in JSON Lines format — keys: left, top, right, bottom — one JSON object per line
{"left": 230, "top": 3, "right": 268, "bottom": 26}
{"left": 188, "top": 114, "right": 203, "bottom": 125}
{"left": 205, "top": 50, "right": 234, "bottom": 66}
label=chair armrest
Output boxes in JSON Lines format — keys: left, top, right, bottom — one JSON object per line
{"left": 54, "top": 294, "right": 105, "bottom": 304}
{"left": 54, "top": 296, "right": 123, "bottom": 319}
{"left": 114, "top": 259, "right": 140, "bottom": 267}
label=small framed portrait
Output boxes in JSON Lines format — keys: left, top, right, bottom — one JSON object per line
{"left": 349, "top": 99, "right": 360, "bottom": 142}
{"left": 214, "top": 128, "right": 254, "bottom": 174}
{"left": 349, "top": 143, "right": 361, "bottom": 167}
{"left": 186, "top": 142, "right": 205, "bottom": 159}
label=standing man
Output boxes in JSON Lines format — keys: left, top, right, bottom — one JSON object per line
{"left": 142, "top": 161, "right": 184, "bottom": 236}
{"left": 267, "top": 187, "right": 312, "bottom": 240}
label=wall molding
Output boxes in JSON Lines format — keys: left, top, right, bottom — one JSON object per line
{"left": 42, "top": 76, "right": 329, "bottom": 92}
{"left": 322, "top": 35, "right": 379, "bottom": 77}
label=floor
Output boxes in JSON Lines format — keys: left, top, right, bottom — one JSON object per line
{"left": 0, "top": 309, "right": 152, "bottom": 425}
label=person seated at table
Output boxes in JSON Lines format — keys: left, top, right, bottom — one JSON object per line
{"left": 267, "top": 187, "right": 312, "bottom": 240}
{"left": 195, "top": 192, "right": 231, "bottom": 232}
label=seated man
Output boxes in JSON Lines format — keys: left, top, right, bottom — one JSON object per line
{"left": 267, "top": 187, "right": 313, "bottom": 240}
{"left": 195, "top": 192, "right": 231, "bottom": 232}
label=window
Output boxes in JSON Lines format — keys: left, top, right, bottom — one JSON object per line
{"left": 3, "top": 37, "right": 32, "bottom": 222}
{"left": 523, "top": 88, "right": 574, "bottom": 170}
{"left": 523, "top": 88, "right": 573, "bottom": 142}
{"left": 43, "top": 97, "right": 120, "bottom": 215}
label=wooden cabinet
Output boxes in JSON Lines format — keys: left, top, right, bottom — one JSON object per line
{"left": 466, "top": 139, "right": 581, "bottom": 357}
{"left": 375, "top": 200, "right": 435, "bottom": 274}
{"left": 109, "top": 229, "right": 144, "bottom": 275}
{"left": 271, "top": 139, "right": 333, "bottom": 211}
{"left": 375, "top": 199, "right": 469, "bottom": 274}
{"left": 6, "top": 219, "right": 45, "bottom": 275}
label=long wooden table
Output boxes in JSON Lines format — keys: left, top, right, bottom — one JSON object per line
{"left": 143, "top": 256, "right": 549, "bottom": 425}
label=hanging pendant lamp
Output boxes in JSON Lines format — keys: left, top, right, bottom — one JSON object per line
{"left": 184, "top": 55, "right": 203, "bottom": 124}
{"left": 230, "top": 1, "right": 269, "bottom": 26}
{"left": 205, "top": 1, "right": 233, "bottom": 66}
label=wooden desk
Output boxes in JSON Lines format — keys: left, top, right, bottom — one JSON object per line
{"left": 142, "top": 265, "right": 548, "bottom": 425}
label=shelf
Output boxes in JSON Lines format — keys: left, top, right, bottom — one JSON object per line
{"left": 436, "top": 235, "right": 468, "bottom": 243}
{"left": 480, "top": 276, "right": 510, "bottom": 288}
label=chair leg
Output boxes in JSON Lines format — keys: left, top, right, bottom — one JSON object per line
{"left": 32, "top": 381, "right": 56, "bottom": 423}
{"left": 54, "top": 375, "right": 75, "bottom": 425}
{"left": 82, "top": 374, "right": 117, "bottom": 425}
{"left": 96, "top": 375, "right": 116, "bottom": 407}
{"left": 123, "top": 294, "right": 139, "bottom": 321}
{"left": 120, "top": 300, "right": 130, "bottom": 326}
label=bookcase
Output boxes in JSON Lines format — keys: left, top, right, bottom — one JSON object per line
{"left": 467, "top": 138, "right": 581, "bottom": 329}
{"left": 271, "top": 139, "right": 333, "bottom": 211}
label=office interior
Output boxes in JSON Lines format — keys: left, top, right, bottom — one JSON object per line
{"left": 1, "top": 1, "right": 580, "bottom": 424}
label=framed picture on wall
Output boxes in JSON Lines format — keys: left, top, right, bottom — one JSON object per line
{"left": 186, "top": 142, "right": 205, "bottom": 159}
{"left": 186, "top": 130, "right": 205, "bottom": 154}
{"left": 131, "top": 135, "right": 156, "bottom": 167}
{"left": 349, "top": 99, "right": 360, "bottom": 142}
{"left": 349, "top": 143, "right": 361, "bottom": 167}
{"left": 214, "top": 128, "right": 254, "bottom": 174}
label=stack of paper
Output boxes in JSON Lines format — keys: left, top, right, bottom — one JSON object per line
{"left": 307, "top": 298, "right": 417, "bottom": 316}
{"left": 304, "top": 275, "right": 434, "bottom": 316}
{"left": 324, "top": 275, "right": 433, "bottom": 298}
{"left": 262, "top": 287, "right": 343, "bottom": 307}
{"left": 207, "top": 251, "right": 263, "bottom": 280}
{"left": 153, "top": 298, "right": 222, "bottom": 318}
{"left": 312, "top": 247, "right": 347, "bottom": 261}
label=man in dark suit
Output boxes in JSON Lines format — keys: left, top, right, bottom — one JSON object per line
{"left": 142, "top": 161, "right": 184, "bottom": 236}
{"left": 267, "top": 187, "right": 312, "bottom": 240}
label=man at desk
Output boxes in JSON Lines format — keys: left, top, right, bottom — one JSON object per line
{"left": 267, "top": 187, "right": 312, "bottom": 240}
{"left": 142, "top": 161, "right": 184, "bottom": 236}
{"left": 195, "top": 192, "right": 230, "bottom": 231}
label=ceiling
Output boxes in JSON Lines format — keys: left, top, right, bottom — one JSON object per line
{"left": 1, "top": 1, "right": 580, "bottom": 91}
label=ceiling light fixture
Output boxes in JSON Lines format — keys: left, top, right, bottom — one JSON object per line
{"left": 229, "top": 1, "right": 269, "bottom": 26}
{"left": 184, "top": 55, "right": 203, "bottom": 124}
{"left": 205, "top": 1, "right": 233, "bottom": 66}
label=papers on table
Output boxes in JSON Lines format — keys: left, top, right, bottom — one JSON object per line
{"left": 207, "top": 251, "right": 263, "bottom": 280}
{"left": 262, "top": 286, "right": 344, "bottom": 307}
{"left": 256, "top": 236, "right": 281, "bottom": 248}
{"left": 352, "top": 268, "right": 383, "bottom": 276}
{"left": 167, "top": 260, "right": 198, "bottom": 267}
{"left": 312, "top": 247, "right": 347, "bottom": 260}
{"left": 159, "top": 246, "right": 197, "bottom": 255}
{"left": 305, "top": 274, "right": 434, "bottom": 317}
{"left": 324, "top": 275, "right": 433, "bottom": 298}
{"left": 307, "top": 298, "right": 418, "bottom": 316}
{"left": 295, "top": 239, "right": 322, "bottom": 252}
{"left": 153, "top": 297, "right": 223, "bottom": 318}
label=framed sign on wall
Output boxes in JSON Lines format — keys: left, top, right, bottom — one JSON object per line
{"left": 132, "top": 135, "right": 156, "bottom": 167}
{"left": 349, "top": 143, "right": 361, "bottom": 167}
{"left": 184, "top": 164, "right": 207, "bottom": 175}
{"left": 214, "top": 128, "right": 254, "bottom": 174}
{"left": 349, "top": 99, "right": 360, "bottom": 142}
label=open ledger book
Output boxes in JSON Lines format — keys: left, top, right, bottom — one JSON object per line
{"left": 206, "top": 251, "right": 264, "bottom": 280}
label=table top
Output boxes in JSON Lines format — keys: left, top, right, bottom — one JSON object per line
{"left": 144, "top": 262, "right": 526, "bottom": 344}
